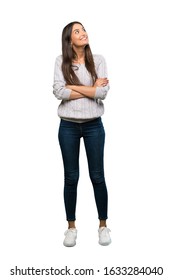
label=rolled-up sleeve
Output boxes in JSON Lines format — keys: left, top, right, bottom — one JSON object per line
{"left": 95, "top": 84, "right": 110, "bottom": 100}
{"left": 94, "top": 55, "right": 110, "bottom": 100}
{"left": 52, "top": 56, "right": 71, "bottom": 100}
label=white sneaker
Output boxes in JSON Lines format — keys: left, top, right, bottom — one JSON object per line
{"left": 98, "top": 227, "right": 111, "bottom": 246}
{"left": 63, "top": 228, "right": 77, "bottom": 247}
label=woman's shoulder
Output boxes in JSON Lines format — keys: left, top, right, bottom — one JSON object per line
{"left": 93, "top": 54, "right": 106, "bottom": 65}
{"left": 55, "top": 55, "right": 63, "bottom": 64}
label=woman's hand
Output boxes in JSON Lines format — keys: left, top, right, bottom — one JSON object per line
{"left": 94, "top": 78, "right": 109, "bottom": 87}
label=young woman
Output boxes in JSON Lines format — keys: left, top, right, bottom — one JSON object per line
{"left": 53, "top": 21, "right": 111, "bottom": 246}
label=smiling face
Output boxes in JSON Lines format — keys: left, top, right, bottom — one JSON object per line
{"left": 71, "top": 23, "right": 89, "bottom": 48}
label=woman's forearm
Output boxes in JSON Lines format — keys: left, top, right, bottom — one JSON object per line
{"left": 67, "top": 85, "right": 96, "bottom": 98}
{"left": 66, "top": 78, "right": 109, "bottom": 99}
{"left": 69, "top": 90, "right": 85, "bottom": 100}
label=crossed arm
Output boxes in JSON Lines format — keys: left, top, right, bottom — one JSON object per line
{"left": 66, "top": 78, "right": 109, "bottom": 100}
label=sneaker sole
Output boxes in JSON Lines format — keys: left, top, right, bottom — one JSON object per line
{"left": 99, "top": 240, "right": 111, "bottom": 246}
{"left": 63, "top": 241, "right": 76, "bottom": 247}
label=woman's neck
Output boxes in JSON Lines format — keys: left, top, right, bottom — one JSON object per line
{"left": 73, "top": 47, "right": 85, "bottom": 64}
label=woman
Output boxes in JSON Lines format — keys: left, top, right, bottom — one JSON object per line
{"left": 53, "top": 21, "right": 111, "bottom": 246}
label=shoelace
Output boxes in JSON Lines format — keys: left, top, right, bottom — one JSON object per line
{"left": 99, "top": 227, "right": 111, "bottom": 235}
{"left": 64, "top": 228, "right": 77, "bottom": 236}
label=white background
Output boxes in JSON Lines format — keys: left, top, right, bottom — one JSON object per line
{"left": 0, "top": 0, "right": 173, "bottom": 279}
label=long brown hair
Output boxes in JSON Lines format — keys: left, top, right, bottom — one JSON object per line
{"left": 61, "top": 21, "right": 98, "bottom": 85}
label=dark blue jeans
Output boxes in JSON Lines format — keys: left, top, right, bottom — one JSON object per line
{"left": 58, "top": 117, "right": 108, "bottom": 221}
